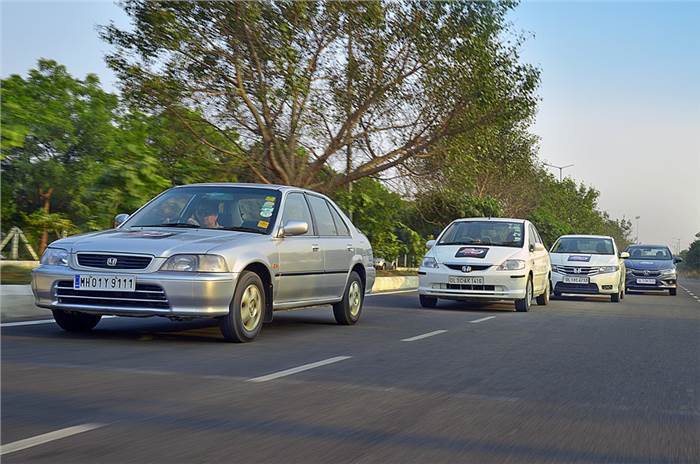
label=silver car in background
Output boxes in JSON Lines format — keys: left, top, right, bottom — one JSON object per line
{"left": 32, "top": 184, "right": 375, "bottom": 342}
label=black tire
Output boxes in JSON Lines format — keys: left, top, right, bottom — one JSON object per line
{"left": 333, "top": 271, "right": 364, "bottom": 325}
{"left": 515, "top": 277, "right": 533, "bottom": 312}
{"left": 52, "top": 309, "right": 101, "bottom": 332}
{"left": 553, "top": 291, "right": 562, "bottom": 299}
{"left": 219, "top": 271, "right": 265, "bottom": 342}
{"left": 611, "top": 291, "right": 621, "bottom": 303}
{"left": 536, "top": 278, "right": 550, "bottom": 306}
{"left": 419, "top": 295, "right": 438, "bottom": 308}
{"left": 669, "top": 288, "right": 677, "bottom": 296}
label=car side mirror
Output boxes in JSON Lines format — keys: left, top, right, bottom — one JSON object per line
{"left": 114, "top": 213, "right": 130, "bottom": 228}
{"left": 426, "top": 240, "right": 436, "bottom": 249}
{"left": 281, "top": 220, "right": 308, "bottom": 237}
{"left": 674, "top": 256, "right": 683, "bottom": 263}
{"left": 619, "top": 252, "right": 630, "bottom": 259}
{"left": 534, "top": 243, "right": 546, "bottom": 252}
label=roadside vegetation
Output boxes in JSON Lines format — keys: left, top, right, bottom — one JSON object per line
{"left": 678, "top": 233, "right": 700, "bottom": 277}
{"left": 1, "top": 1, "right": 631, "bottom": 262}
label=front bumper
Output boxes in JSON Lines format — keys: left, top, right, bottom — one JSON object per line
{"left": 551, "top": 270, "right": 620, "bottom": 295}
{"left": 418, "top": 267, "right": 528, "bottom": 301}
{"left": 365, "top": 266, "right": 376, "bottom": 295}
{"left": 625, "top": 272, "right": 676, "bottom": 291}
{"left": 32, "top": 265, "right": 237, "bottom": 318}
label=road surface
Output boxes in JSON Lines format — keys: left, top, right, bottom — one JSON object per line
{"left": 2, "top": 281, "right": 699, "bottom": 463}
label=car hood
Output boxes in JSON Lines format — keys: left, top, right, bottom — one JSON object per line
{"left": 550, "top": 253, "right": 617, "bottom": 266}
{"left": 49, "top": 228, "right": 261, "bottom": 257}
{"left": 432, "top": 244, "right": 522, "bottom": 265}
{"left": 625, "top": 259, "right": 674, "bottom": 271}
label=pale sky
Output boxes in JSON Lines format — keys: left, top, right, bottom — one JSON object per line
{"left": 2, "top": 1, "right": 699, "bottom": 251}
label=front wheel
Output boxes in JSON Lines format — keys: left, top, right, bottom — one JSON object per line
{"left": 515, "top": 278, "right": 533, "bottom": 312}
{"left": 219, "top": 271, "right": 265, "bottom": 342}
{"left": 419, "top": 295, "right": 438, "bottom": 308}
{"left": 669, "top": 288, "right": 677, "bottom": 296}
{"left": 536, "top": 278, "right": 550, "bottom": 306}
{"left": 333, "top": 271, "right": 364, "bottom": 325}
{"left": 52, "top": 309, "right": 101, "bottom": 332}
{"left": 611, "top": 289, "right": 622, "bottom": 303}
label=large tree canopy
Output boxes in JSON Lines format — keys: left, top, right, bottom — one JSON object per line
{"left": 102, "top": 0, "right": 538, "bottom": 192}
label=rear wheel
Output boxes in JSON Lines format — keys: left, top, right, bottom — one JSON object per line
{"left": 670, "top": 288, "right": 677, "bottom": 296}
{"left": 515, "top": 278, "right": 533, "bottom": 312}
{"left": 419, "top": 295, "right": 438, "bottom": 308}
{"left": 536, "top": 278, "right": 550, "bottom": 306}
{"left": 52, "top": 309, "right": 101, "bottom": 332}
{"left": 333, "top": 271, "right": 364, "bottom": 325}
{"left": 219, "top": 271, "right": 265, "bottom": 342}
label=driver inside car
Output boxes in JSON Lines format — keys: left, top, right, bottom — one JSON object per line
{"left": 188, "top": 200, "right": 222, "bottom": 229}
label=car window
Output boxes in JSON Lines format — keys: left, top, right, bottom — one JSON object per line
{"left": 306, "top": 195, "right": 338, "bottom": 236}
{"left": 533, "top": 226, "right": 543, "bottom": 245}
{"left": 626, "top": 246, "right": 673, "bottom": 260}
{"left": 551, "top": 237, "right": 615, "bottom": 255}
{"left": 438, "top": 221, "right": 524, "bottom": 248}
{"left": 528, "top": 225, "right": 536, "bottom": 249}
{"left": 328, "top": 202, "right": 350, "bottom": 236}
{"left": 281, "top": 193, "right": 314, "bottom": 236}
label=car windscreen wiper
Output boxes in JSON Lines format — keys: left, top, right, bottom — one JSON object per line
{"left": 137, "top": 223, "right": 201, "bottom": 228}
{"left": 221, "top": 226, "right": 267, "bottom": 234}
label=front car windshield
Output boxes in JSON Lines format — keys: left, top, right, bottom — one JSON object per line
{"left": 438, "top": 221, "right": 524, "bottom": 248}
{"left": 626, "top": 246, "right": 672, "bottom": 260}
{"left": 124, "top": 186, "right": 281, "bottom": 234}
{"left": 551, "top": 237, "right": 615, "bottom": 255}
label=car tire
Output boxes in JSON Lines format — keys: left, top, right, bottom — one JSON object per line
{"left": 419, "top": 295, "right": 438, "bottom": 308}
{"left": 333, "top": 271, "right": 364, "bottom": 325}
{"left": 611, "top": 290, "right": 621, "bottom": 303}
{"left": 536, "top": 278, "right": 550, "bottom": 306}
{"left": 670, "top": 288, "right": 677, "bottom": 296}
{"left": 52, "top": 309, "right": 101, "bottom": 332}
{"left": 515, "top": 277, "right": 533, "bottom": 312}
{"left": 219, "top": 271, "right": 265, "bottom": 342}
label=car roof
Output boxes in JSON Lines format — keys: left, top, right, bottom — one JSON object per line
{"left": 172, "top": 183, "right": 321, "bottom": 195}
{"left": 453, "top": 217, "right": 527, "bottom": 223}
{"left": 558, "top": 234, "right": 614, "bottom": 240}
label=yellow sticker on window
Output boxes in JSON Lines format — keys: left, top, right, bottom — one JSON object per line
{"left": 257, "top": 220, "right": 269, "bottom": 229}
{"left": 265, "top": 196, "right": 275, "bottom": 202}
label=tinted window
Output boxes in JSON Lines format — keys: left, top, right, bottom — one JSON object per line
{"left": 438, "top": 221, "right": 524, "bottom": 248}
{"left": 281, "top": 193, "right": 313, "bottom": 236}
{"left": 627, "top": 246, "right": 672, "bottom": 260}
{"left": 306, "top": 195, "right": 337, "bottom": 236}
{"left": 328, "top": 203, "right": 350, "bottom": 236}
{"left": 551, "top": 237, "right": 615, "bottom": 255}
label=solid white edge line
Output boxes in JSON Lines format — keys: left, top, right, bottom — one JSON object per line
{"left": 469, "top": 316, "right": 496, "bottom": 324}
{"left": 0, "top": 423, "right": 104, "bottom": 456}
{"left": 1, "top": 315, "right": 116, "bottom": 328}
{"left": 367, "top": 289, "right": 416, "bottom": 296}
{"left": 248, "top": 356, "right": 352, "bottom": 383}
{"left": 401, "top": 330, "right": 447, "bottom": 342}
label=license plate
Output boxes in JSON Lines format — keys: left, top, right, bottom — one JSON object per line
{"left": 636, "top": 278, "right": 656, "bottom": 285}
{"left": 563, "top": 276, "right": 589, "bottom": 284}
{"left": 448, "top": 276, "right": 484, "bottom": 285}
{"left": 74, "top": 274, "right": 136, "bottom": 291}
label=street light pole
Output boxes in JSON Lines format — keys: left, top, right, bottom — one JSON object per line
{"left": 635, "top": 216, "right": 641, "bottom": 244}
{"left": 544, "top": 162, "right": 575, "bottom": 181}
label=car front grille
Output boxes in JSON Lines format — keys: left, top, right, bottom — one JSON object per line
{"left": 556, "top": 266, "right": 599, "bottom": 276}
{"left": 55, "top": 281, "right": 169, "bottom": 309}
{"left": 77, "top": 253, "right": 152, "bottom": 270}
{"left": 444, "top": 264, "right": 492, "bottom": 272}
{"left": 446, "top": 284, "right": 496, "bottom": 291}
{"left": 631, "top": 270, "right": 661, "bottom": 277}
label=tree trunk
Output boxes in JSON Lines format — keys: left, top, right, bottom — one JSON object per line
{"left": 38, "top": 187, "right": 54, "bottom": 255}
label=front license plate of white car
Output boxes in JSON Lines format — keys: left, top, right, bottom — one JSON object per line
{"left": 448, "top": 276, "right": 484, "bottom": 285}
{"left": 73, "top": 274, "right": 136, "bottom": 291}
{"left": 563, "top": 276, "right": 589, "bottom": 284}
{"left": 636, "top": 278, "right": 656, "bottom": 285}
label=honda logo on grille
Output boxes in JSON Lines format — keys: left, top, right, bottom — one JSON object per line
{"left": 461, "top": 265, "right": 472, "bottom": 273}
{"left": 574, "top": 267, "right": 582, "bottom": 274}
{"left": 643, "top": 270, "right": 650, "bottom": 276}
{"left": 106, "top": 257, "right": 118, "bottom": 267}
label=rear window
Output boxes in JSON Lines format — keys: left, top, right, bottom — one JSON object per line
{"left": 551, "top": 237, "right": 615, "bottom": 255}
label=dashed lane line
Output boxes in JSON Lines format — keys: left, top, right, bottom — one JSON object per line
{"left": 401, "top": 330, "right": 448, "bottom": 342}
{"left": 247, "top": 356, "right": 352, "bottom": 383}
{"left": 0, "top": 423, "right": 105, "bottom": 456}
{"left": 469, "top": 316, "right": 496, "bottom": 324}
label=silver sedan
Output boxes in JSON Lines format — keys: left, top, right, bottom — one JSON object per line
{"left": 32, "top": 183, "right": 376, "bottom": 342}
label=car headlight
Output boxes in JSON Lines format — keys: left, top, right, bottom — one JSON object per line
{"left": 497, "top": 259, "right": 525, "bottom": 271}
{"left": 40, "top": 247, "right": 69, "bottom": 266}
{"left": 421, "top": 256, "right": 439, "bottom": 269}
{"left": 160, "top": 254, "right": 229, "bottom": 272}
{"left": 598, "top": 266, "right": 619, "bottom": 274}
{"left": 660, "top": 268, "right": 676, "bottom": 275}
{"left": 552, "top": 264, "right": 561, "bottom": 273}
{"left": 625, "top": 268, "right": 633, "bottom": 274}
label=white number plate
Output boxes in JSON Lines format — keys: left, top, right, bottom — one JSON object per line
{"left": 636, "top": 278, "right": 656, "bottom": 285}
{"left": 74, "top": 274, "right": 136, "bottom": 291}
{"left": 448, "top": 276, "right": 484, "bottom": 285}
{"left": 563, "top": 276, "right": 589, "bottom": 284}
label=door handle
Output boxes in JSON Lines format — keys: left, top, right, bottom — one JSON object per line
{"left": 312, "top": 244, "right": 320, "bottom": 252}
{"left": 347, "top": 244, "right": 354, "bottom": 252}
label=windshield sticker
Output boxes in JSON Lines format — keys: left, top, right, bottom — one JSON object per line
{"left": 568, "top": 255, "right": 591, "bottom": 262}
{"left": 265, "top": 196, "right": 276, "bottom": 202}
{"left": 263, "top": 201, "right": 275, "bottom": 208}
{"left": 455, "top": 247, "right": 489, "bottom": 259}
{"left": 260, "top": 210, "right": 273, "bottom": 218}
{"left": 257, "top": 220, "right": 269, "bottom": 229}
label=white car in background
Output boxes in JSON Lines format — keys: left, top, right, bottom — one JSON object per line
{"left": 418, "top": 218, "right": 551, "bottom": 312}
{"left": 550, "top": 234, "right": 628, "bottom": 302}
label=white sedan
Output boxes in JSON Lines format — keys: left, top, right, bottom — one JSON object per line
{"left": 549, "top": 234, "right": 628, "bottom": 302}
{"left": 418, "top": 218, "right": 551, "bottom": 312}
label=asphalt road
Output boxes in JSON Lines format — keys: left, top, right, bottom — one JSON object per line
{"left": 2, "top": 281, "right": 699, "bottom": 463}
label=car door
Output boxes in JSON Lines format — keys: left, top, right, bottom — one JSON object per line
{"left": 529, "top": 224, "right": 549, "bottom": 294}
{"left": 275, "top": 192, "right": 325, "bottom": 303}
{"left": 305, "top": 194, "right": 350, "bottom": 299}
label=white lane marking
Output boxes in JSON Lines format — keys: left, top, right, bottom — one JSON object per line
{"left": 401, "top": 330, "right": 447, "bottom": 342}
{"left": 469, "top": 316, "right": 496, "bottom": 324}
{"left": 0, "top": 423, "right": 104, "bottom": 456}
{"left": 1, "top": 316, "right": 116, "bottom": 328}
{"left": 248, "top": 356, "right": 352, "bottom": 383}
{"left": 367, "top": 289, "right": 416, "bottom": 296}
